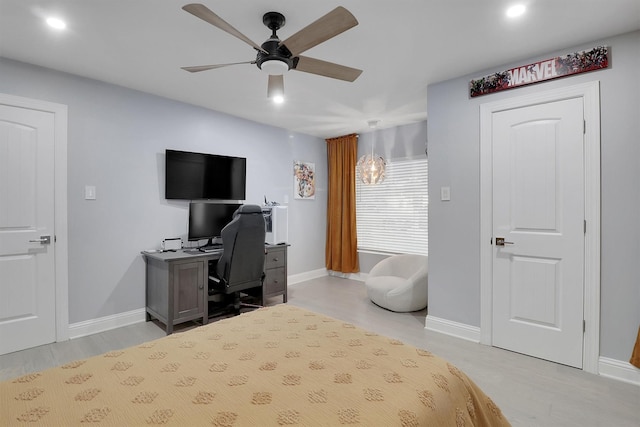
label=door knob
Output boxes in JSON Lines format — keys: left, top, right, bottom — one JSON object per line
{"left": 29, "top": 235, "right": 51, "bottom": 245}
{"left": 495, "top": 237, "right": 514, "bottom": 246}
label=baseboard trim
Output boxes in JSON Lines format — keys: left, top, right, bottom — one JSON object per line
{"left": 68, "top": 308, "right": 146, "bottom": 339}
{"left": 288, "top": 269, "right": 371, "bottom": 285}
{"left": 67, "top": 268, "right": 348, "bottom": 338}
{"left": 425, "top": 315, "right": 481, "bottom": 343}
{"left": 346, "top": 272, "right": 367, "bottom": 282}
{"left": 327, "top": 270, "right": 367, "bottom": 282}
{"left": 288, "top": 268, "right": 328, "bottom": 285}
{"left": 598, "top": 357, "right": 640, "bottom": 386}
{"left": 425, "top": 318, "right": 639, "bottom": 385}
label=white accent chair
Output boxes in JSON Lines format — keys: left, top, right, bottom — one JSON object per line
{"left": 365, "top": 254, "right": 428, "bottom": 312}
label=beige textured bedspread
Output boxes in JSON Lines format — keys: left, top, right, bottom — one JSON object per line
{"left": 1, "top": 305, "right": 510, "bottom": 426}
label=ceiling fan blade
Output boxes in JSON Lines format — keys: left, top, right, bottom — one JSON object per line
{"left": 294, "top": 56, "right": 362, "bottom": 82}
{"left": 279, "top": 6, "right": 358, "bottom": 56}
{"left": 182, "top": 3, "right": 267, "bottom": 53}
{"left": 181, "top": 61, "right": 255, "bottom": 73}
{"left": 267, "top": 75, "right": 285, "bottom": 99}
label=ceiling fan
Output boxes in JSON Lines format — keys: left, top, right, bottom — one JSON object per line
{"left": 181, "top": 3, "right": 363, "bottom": 101}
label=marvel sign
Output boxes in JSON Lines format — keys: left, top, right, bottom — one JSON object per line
{"left": 469, "top": 46, "right": 608, "bottom": 98}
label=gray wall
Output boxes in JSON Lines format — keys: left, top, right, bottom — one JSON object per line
{"left": 356, "top": 120, "right": 428, "bottom": 273}
{"left": 427, "top": 31, "right": 640, "bottom": 361}
{"left": 0, "top": 58, "right": 327, "bottom": 324}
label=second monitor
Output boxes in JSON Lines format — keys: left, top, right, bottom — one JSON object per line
{"left": 188, "top": 202, "right": 241, "bottom": 251}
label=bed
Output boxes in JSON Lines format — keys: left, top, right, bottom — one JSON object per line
{"left": 1, "top": 305, "right": 510, "bottom": 426}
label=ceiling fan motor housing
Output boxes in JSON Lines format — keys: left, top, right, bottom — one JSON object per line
{"left": 257, "top": 12, "right": 295, "bottom": 75}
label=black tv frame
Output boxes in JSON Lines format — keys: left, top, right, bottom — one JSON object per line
{"left": 165, "top": 149, "right": 246, "bottom": 200}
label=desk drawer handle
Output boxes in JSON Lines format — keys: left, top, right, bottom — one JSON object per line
{"left": 272, "top": 257, "right": 279, "bottom": 262}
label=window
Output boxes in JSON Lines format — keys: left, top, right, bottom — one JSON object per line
{"left": 355, "top": 158, "right": 428, "bottom": 255}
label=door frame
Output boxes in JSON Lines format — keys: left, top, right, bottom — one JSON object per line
{"left": 479, "top": 81, "right": 601, "bottom": 373}
{"left": 0, "top": 93, "right": 69, "bottom": 343}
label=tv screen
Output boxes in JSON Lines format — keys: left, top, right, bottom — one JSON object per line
{"left": 188, "top": 202, "right": 241, "bottom": 248}
{"left": 165, "top": 149, "right": 246, "bottom": 200}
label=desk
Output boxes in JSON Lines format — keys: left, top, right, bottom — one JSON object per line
{"left": 142, "top": 245, "right": 288, "bottom": 334}
{"left": 263, "top": 244, "right": 288, "bottom": 303}
{"left": 142, "top": 250, "right": 218, "bottom": 334}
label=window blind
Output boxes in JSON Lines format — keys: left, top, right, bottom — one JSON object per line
{"left": 355, "top": 158, "right": 428, "bottom": 256}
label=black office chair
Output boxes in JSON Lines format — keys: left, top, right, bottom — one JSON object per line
{"left": 208, "top": 204, "right": 266, "bottom": 315}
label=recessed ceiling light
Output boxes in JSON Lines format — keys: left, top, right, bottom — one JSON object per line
{"left": 46, "top": 17, "right": 67, "bottom": 30}
{"left": 272, "top": 95, "right": 284, "bottom": 105}
{"left": 506, "top": 4, "right": 526, "bottom": 18}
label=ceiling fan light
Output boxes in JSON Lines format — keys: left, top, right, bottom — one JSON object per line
{"left": 506, "top": 4, "right": 526, "bottom": 18}
{"left": 260, "top": 59, "right": 289, "bottom": 75}
{"left": 46, "top": 17, "right": 66, "bottom": 30}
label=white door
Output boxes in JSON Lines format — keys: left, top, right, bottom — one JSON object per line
{"left": 0, "top": 104, "right": 57, "bottom": 355}
{"left": 492, "top": 97, "right": 585, "bottom": 368}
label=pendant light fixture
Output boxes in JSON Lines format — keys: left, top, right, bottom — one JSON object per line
{"left": 357, "top": 120, "right": 386, "bottom": 184}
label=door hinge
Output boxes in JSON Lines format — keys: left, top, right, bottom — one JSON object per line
{"left": 584, "top": 220, "right": 587, "bottom": 234}
{"left": 54, "top": 235, "right": 57, "bottom": 243}
{"left": 583, "top": 320, "right": 586, "bottom": 333}
{"left": 583, "top": 120, "right": 586, "bottom": 134}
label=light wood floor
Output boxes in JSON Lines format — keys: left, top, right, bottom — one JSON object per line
{"left": 1, "top": 276, "right": 638, "bottom": 426}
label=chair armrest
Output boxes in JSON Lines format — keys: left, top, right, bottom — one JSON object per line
{"left": 408, "top": 266, "right": 428, "bottom": 283}
{"left": 368, "top": 257, "right": 394, "bottom": 277}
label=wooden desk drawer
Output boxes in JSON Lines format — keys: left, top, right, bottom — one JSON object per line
{"left": 264, "top": 267, "right": 286, "bottom": 295}
{"left": 265, "top": 248, "right": 285, "bottom": 269}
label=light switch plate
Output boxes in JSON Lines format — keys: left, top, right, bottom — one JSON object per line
{"left": 440, "top": 186, "right": 451, "bottom": 201}
{"left": 85, "top": 185, "right": 96, "bottom": 200}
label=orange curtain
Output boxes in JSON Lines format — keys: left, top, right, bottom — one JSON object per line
{"left": 325, "top": 134, "right": 359, "bottom": 273}
{"left": 631, "top": 326, "right": 640, "bottom": 369}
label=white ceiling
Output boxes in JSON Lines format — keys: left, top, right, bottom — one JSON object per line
{"left": 1, "top": 0, "right": 639, "bottom": 138}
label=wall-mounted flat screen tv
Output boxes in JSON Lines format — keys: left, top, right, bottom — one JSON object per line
{"left": 165, "top": 149, "right": 246, "bottom": 200}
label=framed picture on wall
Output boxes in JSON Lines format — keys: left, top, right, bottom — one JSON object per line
{"left": 293, "top": 161, "right": 315, "bottom": 200}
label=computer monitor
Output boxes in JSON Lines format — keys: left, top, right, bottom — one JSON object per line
{"left": 188, "top": 202, "right": 241, "bottom": 250}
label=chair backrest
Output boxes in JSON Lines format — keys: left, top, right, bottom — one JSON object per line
{"left": 216, "top": 204, "right": 266, "bottom": 293}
